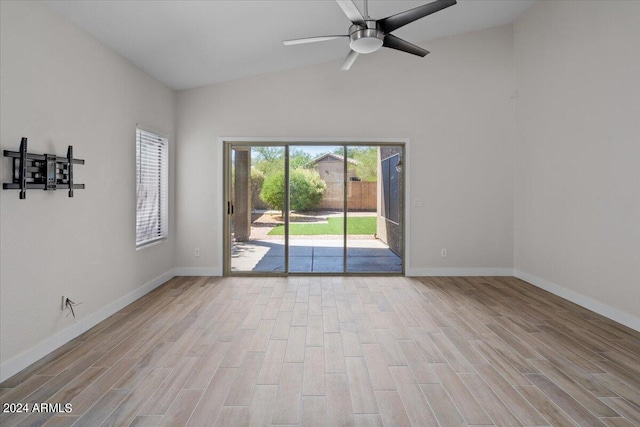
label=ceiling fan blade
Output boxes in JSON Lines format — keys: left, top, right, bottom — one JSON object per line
{"left": 341, "top": 50, "right": 359, "bottom": 71}
{"left": 336, "top": 0, "right": 365, "bottom": 25}
{"left": 378, "top": 0, "right": 457, "bottom": 34}
{"left": 383, "top": 34, "right": 429, "bottom": 57}
{"left": 283, "top": 35, "right": 347, "bottom": 46}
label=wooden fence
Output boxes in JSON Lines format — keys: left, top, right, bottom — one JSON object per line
{"left": 317, "top": 181, "right": 376, "bottom": 211}
{"left": 252, "top": 181, "right": 377, "bottom": 212}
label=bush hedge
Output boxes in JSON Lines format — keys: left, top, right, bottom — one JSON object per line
{"left": 261, "top": 169, "right": 326, "bottom": 212}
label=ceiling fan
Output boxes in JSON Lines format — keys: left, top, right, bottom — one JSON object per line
{"left": 283, "top": 0, "right": 457, "bottom": 71}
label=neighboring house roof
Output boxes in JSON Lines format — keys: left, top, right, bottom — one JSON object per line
{"left": 310, "top": 153, "right": 357, "bottom": 165}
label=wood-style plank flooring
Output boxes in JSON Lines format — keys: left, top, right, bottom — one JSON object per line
{"left": 1, "top": 276, "right": 639, "bottom": 426}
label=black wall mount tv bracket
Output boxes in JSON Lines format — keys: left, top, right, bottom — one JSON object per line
{"left": 3, "top": 137, "right": 85, "bottom": 199}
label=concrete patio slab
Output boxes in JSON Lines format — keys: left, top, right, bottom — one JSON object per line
{"left": 231, "top": 238, "right": 402, "bottom": 273}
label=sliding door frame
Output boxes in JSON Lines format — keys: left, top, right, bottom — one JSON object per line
{"left": 222, "top": 137, "right": 410, "bottom": 276}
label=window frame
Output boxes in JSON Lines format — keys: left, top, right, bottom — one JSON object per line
{"left": 136, "top": 126, "right": 169, "bottom": 249}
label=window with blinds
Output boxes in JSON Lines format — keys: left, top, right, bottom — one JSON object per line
{"left": 136, "top": 128, "right": 168, "bottom": 248}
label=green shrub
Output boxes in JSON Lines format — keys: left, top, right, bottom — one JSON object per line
{"left": 260, "top": 169, "right": 326, "bottom": 212}
{"left": 290, "top": 169, "right": 326, "bottom": 211}
{"left": 250, "top": 168, "right": 265, "bottom": 210}
{"left": 260, "top": 171, "right": 286, "bottom": 212}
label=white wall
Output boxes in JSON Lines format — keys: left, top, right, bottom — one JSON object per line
{"left": 1, "top": 0, "right": 637, "bottom": 385}
{"left": 0, "top": 1, "right": 176, "bottom": 380}
{"left": 175, "top": 25, "right": 515, "bottom": 276}
{"left": 514, "top": 1, "right": 640, "bottom": 327}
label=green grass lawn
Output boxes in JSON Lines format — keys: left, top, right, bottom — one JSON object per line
{"left": 268, "top": 216, "right": 376, "bottom": 236}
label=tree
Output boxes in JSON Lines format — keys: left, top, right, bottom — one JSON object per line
{"left": 351, "top": 147, "right": 377, "bottom": 182}
{"left": 332, "top": 146, "right": 378, "bottom": 182}
{"left": 261, "top": 169, "right": 326, "bottom": 212}
{"left": 289, "top": 148, "right": 314, "bottom": 170}
{"left": 250, "top": 168, "right": 265, "bottom": 210}
{"left": 252, "top": 147, "right": 313, "bottom": 176}
{"left": 333, "top": 147, "right": 345, "bottom": 156}
{"left": 253, "top": 147, "right": 284, "bottom": 176}
{"left": 289, "top": 169, "right": 326, "bottom": 211}
{"left": 260, "top": 171, "right": 285, "bottom": 212}
{"left": 252, "top": 146, "right": 284, "bottom": 163}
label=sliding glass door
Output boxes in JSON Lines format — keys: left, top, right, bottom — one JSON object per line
{"left": 224, "top": 142, "right": 404, "bottom": 275}
{"left": 288, "top": 145, "right": 344, "bottom": 273}
{"left": 228, "top": 145, "right": 286, "bottom": 272}
{"left": 346, "top": 146, "right": 403, "bottom": 273}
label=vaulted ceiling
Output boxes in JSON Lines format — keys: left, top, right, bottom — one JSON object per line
{"left": 46, "top": 0, "right": 536, "bottom": 90}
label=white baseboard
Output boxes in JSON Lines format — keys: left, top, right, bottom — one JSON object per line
{"left": 173, "top": 267, "right": 222, "bottom": 276}
{"left": 0, "top": 269, "right": 176, "bottom": 383}
{"left": 407, "top": 268, "right": 514, "bottom": 277}
{"left": 1, "top": 267, "right": 224, "bottom": 382}
{"left": 514, "top": 270, "right": 640, "bottom": 332}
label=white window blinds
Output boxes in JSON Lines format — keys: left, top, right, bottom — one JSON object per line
{"left": 136, "top": 128, "right": 168, "bottom": 247}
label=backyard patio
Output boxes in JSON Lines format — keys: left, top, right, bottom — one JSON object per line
{"left": 231, "top": 211, "right": 402, "bottom": 273}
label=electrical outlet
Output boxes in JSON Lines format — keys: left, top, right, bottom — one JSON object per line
{"left": 441, "top": 248, "right": 447, "bottom": 257}
{"left": 195, "top": 248, "right": 200, "bottom": 257}
{"left": 61, "top": 295, "right": 68, "bottom": 310}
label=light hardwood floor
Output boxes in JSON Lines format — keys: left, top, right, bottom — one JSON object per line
{"left": 1, "top": 276, "right": 639, "bottom": 426}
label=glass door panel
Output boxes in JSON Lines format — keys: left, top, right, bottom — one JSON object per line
{"left": 230, "top": 145, "right": 286, "bottom": 273}
{"left": 346, "top": 145, "right": 403, "bottom": 273}
{"left": 289, "top": 145, "right": 344, "bottom": 273}
{"left": 226, "top": 142, "right": 403, "bottom": 275}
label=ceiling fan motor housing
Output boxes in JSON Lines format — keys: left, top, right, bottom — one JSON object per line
{"left": 349, "top": 21, "right": 384, "bottom": 54}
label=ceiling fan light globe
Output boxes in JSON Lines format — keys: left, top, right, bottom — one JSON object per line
{"left": 350, "top": 37, "right": 383, "bottom": 54}
{"left": 349, "top": 26, "right": 384, "bottom": 54}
